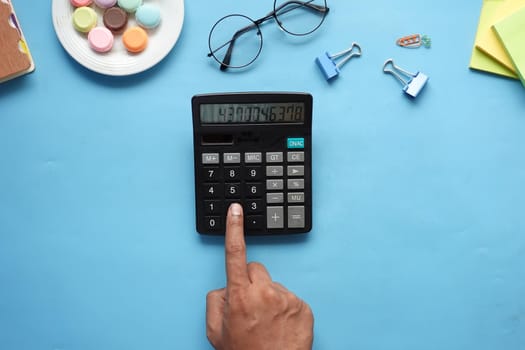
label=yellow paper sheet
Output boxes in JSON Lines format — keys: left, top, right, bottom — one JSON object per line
{"left": 476, "top": 0, "right": 525, "bottom": 73}
{"left": 469, "top": 0, "right": 518, "bottom": 78}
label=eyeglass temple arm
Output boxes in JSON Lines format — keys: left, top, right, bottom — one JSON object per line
{"left": 273, "top": 0, "right": 329, "bottom": 16}
{"left": 218, "top": 23, "right": 261, "bottom": 71}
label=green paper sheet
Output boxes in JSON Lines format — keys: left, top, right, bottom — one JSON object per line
{"left": 493, "top": 6, "right": 525, "bottom": 86}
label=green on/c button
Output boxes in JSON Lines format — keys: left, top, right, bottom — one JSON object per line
{"left": 287, "top": 138, "right": 305, "bottom": 149}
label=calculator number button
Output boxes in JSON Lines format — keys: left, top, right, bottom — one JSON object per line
{"left": 202, "top": 167, "right": 220, "bottom": 182}
{"left": 245, "top": 166, "right": 262, "bottom": 181}
{"left": 204, "top": 200, "right": 223, "bottom": 214}
{"left": 246, "top": 199, "right": 263, "bottom": 213}
{"left": 224, "top": 167, "right": 241, "bottom": 181}
{"left": 225, "top": 183, "right": 241, "bottom": 198}
{"left": 246, "top": 183, "right": 263, "bottom": 197}
{"left": 203, "top": 184, "right": 222, "bottom": 198}
{"left": 205, "top": 216, "right": 222, "bottom": 231}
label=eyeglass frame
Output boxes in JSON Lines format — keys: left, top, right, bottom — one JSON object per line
{"left": 207, "top": 0, "right": 330, "bottom": 71}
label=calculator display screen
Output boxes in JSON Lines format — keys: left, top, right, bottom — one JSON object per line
{"left": 200, "top": 102, "right": 305, "bottom": 124}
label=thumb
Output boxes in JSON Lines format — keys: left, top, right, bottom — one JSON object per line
{"left": 206, "top": 288, "right": 225, "bottom": 348}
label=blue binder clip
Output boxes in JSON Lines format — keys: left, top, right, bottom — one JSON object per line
{"left": 382, "top": 59, "right": 428, "bottom": 98}
{"left": 316, "top": 42, "right": 362, "bottom": 80}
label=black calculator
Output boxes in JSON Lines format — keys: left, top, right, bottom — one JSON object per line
{"left": 192, "top": 92, "right": 313, "bottom": 235}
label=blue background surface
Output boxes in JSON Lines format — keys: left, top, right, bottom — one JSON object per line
{"left": 1, "top": 0, "right": 525, "bottom": 349}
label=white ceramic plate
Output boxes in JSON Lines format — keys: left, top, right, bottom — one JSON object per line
{"left": 52, "top": 0, "right": 184, "bottom": 76}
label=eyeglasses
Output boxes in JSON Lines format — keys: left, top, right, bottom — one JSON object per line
{"left": 207, "top": 0, "right": 329, "bottom": 71}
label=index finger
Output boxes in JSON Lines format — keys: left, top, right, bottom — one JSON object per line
{"left": 225, "top": 203, "right": 250, "bottom": 287}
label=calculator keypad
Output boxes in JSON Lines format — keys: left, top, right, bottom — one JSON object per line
{"left": 199, "top": 150, "right": 307, "bottom": 233}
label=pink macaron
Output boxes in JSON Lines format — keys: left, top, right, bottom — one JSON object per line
{"left": 88, "top": 27, "right": 114, "bottom": 53}
{"left": 70, "top": 0, "right": 93, "bottom": 7}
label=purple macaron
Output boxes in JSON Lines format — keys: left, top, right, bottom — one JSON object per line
{"left": 94, "top": 0, "right": 117, "bottom": 9}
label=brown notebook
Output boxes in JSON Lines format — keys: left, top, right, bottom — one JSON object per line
{"left": 0, "top": 0, "right": 34, "bottom": 83}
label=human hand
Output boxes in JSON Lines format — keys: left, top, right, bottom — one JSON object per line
{"left": 206, "top": 203, "right": 314, "bottom": 350}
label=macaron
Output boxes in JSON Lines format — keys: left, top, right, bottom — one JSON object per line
{"left": 70, "top": 0, "right": 93, "bottom": 7}
{"left": 88, "top": 27, "right": 114, "bottom": 53}
{"left": 94, "top": 0, "right": 117, "bottom": 9}
{"left": 103, "top": 7, "right": 128, "bottom": 33}
{"left": 117, "top": 0, "right": 143, "bottom": 13}
{"left": 72, "top": 6, "right": 98, "bottom": 33}
{"left": 135, "top": 4, "right": 161, "bottom": 29}
{"left": 122, "top": 26, "right": 148, "bottom": 53}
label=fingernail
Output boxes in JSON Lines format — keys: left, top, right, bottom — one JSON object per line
{"left": 230, "top": 203, "right": 242, "bottom": 216}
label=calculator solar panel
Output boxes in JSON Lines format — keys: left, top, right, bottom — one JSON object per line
{"left": 192, "top": 92, "right": 312, "bottom": 235}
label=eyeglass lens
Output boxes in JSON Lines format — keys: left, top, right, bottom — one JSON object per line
{"left": 274, "top": 0, "right": 328, "bottom": 36}
{"left": 208, "top": 14, "right": 263, "bottom": 69}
